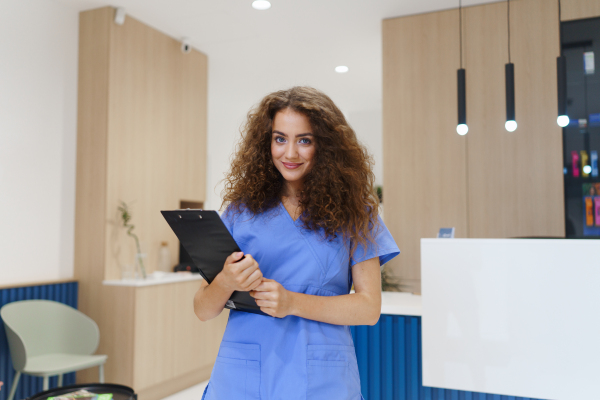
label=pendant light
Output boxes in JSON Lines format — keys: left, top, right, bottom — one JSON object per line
{"left": 557, "top": 0, "right": 569, "bottom": 127}
{"left": 505, "top": 0, "right": 517, "bottom": 132}
{"left": 457, "top": 0, "right": 468, "bottom": 135}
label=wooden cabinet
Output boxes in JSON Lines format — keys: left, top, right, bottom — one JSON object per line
{"left": 73, "top": 7, "right": 223, "bottom": 399}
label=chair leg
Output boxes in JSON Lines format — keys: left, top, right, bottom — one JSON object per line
{"left": 43, "top": 376, "right": 49, "bottom": 391}
{"left": 58, "top": 374, "right": 63, "bottom": 387}
{"left": 7, "top": 371, "right": 21, "bottom": 400}
{"left": 99, "top": 364, "right": 105, "bottom": 383}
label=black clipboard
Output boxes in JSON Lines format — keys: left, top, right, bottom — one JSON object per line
{"left": 161, "top": 209, "right": 267, "bottom": 316}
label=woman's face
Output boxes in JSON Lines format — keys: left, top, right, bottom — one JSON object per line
{"left": 271, "top": 108, "right": 316, "bottom": 187}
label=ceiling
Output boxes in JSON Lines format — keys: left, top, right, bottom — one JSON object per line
{"left": 54, "top": 0, "right": 500, "bottom": 114}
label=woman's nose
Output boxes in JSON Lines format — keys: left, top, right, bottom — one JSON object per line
{"left": 285, "top": 143, "right": 299, "bottom": 159}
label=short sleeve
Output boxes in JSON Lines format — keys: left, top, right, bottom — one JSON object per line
{"left": 350, "top": 215, "right": 400, "bottom": 267}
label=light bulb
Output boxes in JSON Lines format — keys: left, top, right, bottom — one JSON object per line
{"left": 335, "top": 66, "right": 349, "bottom": 73}
{"left": 252, "top": 1, "right": 271, "bottom": 10}
{"left": 557, "top": 115, "right": 570, "bottom": 127}
{"left": 505, "top": 120, "right": 517, "bottom": 132}
{"left": 583, "top": 165, "right": 592, "bottom": 174}
{"left": 456, "top": 124, "right": 468, "bottom": 135}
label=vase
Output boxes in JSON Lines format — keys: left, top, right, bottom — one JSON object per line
{"left": 135, "top": 252, "right": 148, "bottom": 279}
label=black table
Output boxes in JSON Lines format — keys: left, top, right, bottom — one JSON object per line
{"left": 26, "top": 383, "right": 136, "bottom": 400}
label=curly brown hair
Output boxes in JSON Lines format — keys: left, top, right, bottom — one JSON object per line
{"left": 221, "top": 86, "right": 379, "bottom": 253}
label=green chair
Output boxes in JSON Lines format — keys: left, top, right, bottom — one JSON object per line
{"left": 0, "top": 300, "right": 107, "bottom": 400}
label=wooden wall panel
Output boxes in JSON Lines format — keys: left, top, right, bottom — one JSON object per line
{"left": 465, "top": 0, "right": 565, "bottom": 238}
{"left": 383, "top": 0, "right": 567, "bottom": 293}
{"left": 382, "top": 9, "right": 468, "bottom": 295}
{"left": 562, "top": 0, "right": 600, "bottom": 21}
{"left": 74, "top": 6, "right": 113, "bottom": 384}
{"left": 104, "top": 14, "right": 208, "bottom": 280}
{"left": 75, "top": 7, "right": 210, "bottom": 397}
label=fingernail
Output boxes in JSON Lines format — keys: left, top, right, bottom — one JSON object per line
{"left": 236, "top": 252, "right": 243, "bottom": 257}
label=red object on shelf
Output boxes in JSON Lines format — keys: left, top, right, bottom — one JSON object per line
{"left": 572, "top": 151, "right": 580, "bottom": 177}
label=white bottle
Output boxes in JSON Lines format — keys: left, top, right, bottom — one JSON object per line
{"left": 158, "top": 241, "right": 172, "bottom": 273}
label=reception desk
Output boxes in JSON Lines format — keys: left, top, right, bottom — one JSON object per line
{"left": 421, "top": 238, "right": 600, "bottom": 400}
{"left": 351, "top": 292, "right": 538, "bottom": 400}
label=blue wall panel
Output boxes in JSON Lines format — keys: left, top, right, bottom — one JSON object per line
{"left": 351, "top": 315, "right": 543, "bottom": 400}
{"left": 0, "top": 282, "right": 78, "bottom": 400}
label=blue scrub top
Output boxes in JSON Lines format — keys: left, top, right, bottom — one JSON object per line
{"left": 202, "top": 202, "right": 399, "bottom": 400}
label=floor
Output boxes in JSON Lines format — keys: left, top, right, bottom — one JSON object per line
{"left": 162, "top": 380, "right": 208, "bottom": 400}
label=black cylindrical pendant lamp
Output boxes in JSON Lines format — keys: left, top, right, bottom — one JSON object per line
{"left": 556, "top": 0, "right": 569, "bottom": 127}
{"left": 557, "top": 55, "right": 569, "bottom": 126}
{"left": 456, "top": 0, "right": 468, "bottom": 136}
{"left": 457, "top": 68, "right": 468, "bottom": 135}
{"left": 504, "top": 0, "right": 517, "bottom": 132}
{"left": 505, "top": 63, "right": 516, "bottom": 132}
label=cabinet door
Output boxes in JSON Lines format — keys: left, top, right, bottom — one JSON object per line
{"left": 134, "top": 281, "right": 228, "bottom": 391}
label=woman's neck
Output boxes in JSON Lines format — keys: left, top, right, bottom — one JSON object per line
{"left": 282, "top": 180, "right": 303, "bottom": 205}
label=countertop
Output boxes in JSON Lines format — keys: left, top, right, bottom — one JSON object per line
{"left": 380, "top": 291, "right": 421, "bottom": 316}
{"left": 103, "top": 274, "right": 421, "bottom": 316}
{"left": 103, "top": 272, "right": 203, "bottom": 287}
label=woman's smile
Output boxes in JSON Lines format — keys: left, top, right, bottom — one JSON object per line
{"left": 282, "top": 162, "right": 303, "bottom": 169}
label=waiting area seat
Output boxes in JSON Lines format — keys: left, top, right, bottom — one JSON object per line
{"left": 1, "top": 300, "right": 107, "bottom": 400}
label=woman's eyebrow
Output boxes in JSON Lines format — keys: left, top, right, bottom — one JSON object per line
{"left": 272, "top": 131, "right": 313, "bottom": 137}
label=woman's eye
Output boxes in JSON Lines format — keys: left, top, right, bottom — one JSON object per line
{"left": 275, "top": 137, "right": 286, "bottom": 143}
{"left": 299, "top": 138, "right": 312, "bottom": 144}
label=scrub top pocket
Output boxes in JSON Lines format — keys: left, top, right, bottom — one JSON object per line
{"left": 208, "top": 342, "right": 261, "bottom": 400}
{"left": 306, "top": 344, "right": 361, "bottom": 400}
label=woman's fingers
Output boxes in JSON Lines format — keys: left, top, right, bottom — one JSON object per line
{"left": 260, "top": 307, "right": 277, "bottom": 317}
{"left": 218, "top": 253, "right": 263, "bottom": 292}
{"left": 255, "top": 298, "right": 276, "bottom": 306}
{"left": 230, "top": 255, "right": 260, "bottom": 289}
{"left": 236, "top": 258, "right": 258, "bottom": 281}
{"left": 249, "top": 290, "right": 273, "bottom": 300}
{"left": 232, "top": 254, "right": 255, "bottom": 272}
{"left": 253, "top": 280, "right": 276, "bottom": 292}
{"left": 242, "top": 269, "right": 263, "bottom": 291}
{"left": 225, "top": 251, "right": 244, "bottom": 264}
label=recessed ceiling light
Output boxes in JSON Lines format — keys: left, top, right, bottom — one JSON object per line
{"left": 252, "top": 1, "right": 271, "bottom": 10}
{"left": 335, "top": 66, "right": 349, "bottom": 73}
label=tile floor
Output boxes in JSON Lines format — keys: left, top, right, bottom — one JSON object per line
{"left": 161, "top": 380, "right": 208, "bottom": 400}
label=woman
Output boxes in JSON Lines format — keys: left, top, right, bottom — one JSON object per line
{"left": 194, "top": 86, "right": 399, "bottom": 400}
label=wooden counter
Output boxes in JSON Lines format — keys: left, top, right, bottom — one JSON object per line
{"left": 80, "top": 279, "right": 228, "bottom": 400}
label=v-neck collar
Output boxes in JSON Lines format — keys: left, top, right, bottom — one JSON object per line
{"left": 279, "top": 200, "right": 301, "bottom": 224}
{"left": 277, "top": 202, "right": 327, "bottom": 281}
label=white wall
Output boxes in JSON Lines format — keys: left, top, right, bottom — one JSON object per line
{"left": 0, "top": 0, "right": 79, "bottom": 286}
{"left": 0, "top": 2, "right": 385, "bottom": 286}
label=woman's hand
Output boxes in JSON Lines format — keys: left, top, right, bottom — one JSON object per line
{"left": 217, "top": 252, "right": 263, "bottom": 292}
{"left": 249, "top": 278, "right": 295, "bottom": 318}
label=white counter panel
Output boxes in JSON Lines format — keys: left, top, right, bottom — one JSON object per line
{"left": 421, "top": 238, "right": 600, "bottom": 400}
{"left": 381, "top": 291, "right": 421, "bottom": 316}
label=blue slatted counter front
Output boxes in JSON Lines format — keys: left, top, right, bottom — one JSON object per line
{"left": 350, "top": 315, "right": 543, "bottom": 400}
{"left": 0, "top": 281, "right": 78, "bottom": 400}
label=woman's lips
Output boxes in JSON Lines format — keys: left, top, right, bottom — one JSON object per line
{"left": 282, "top": 162, "right": 303, "bottom": 169}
